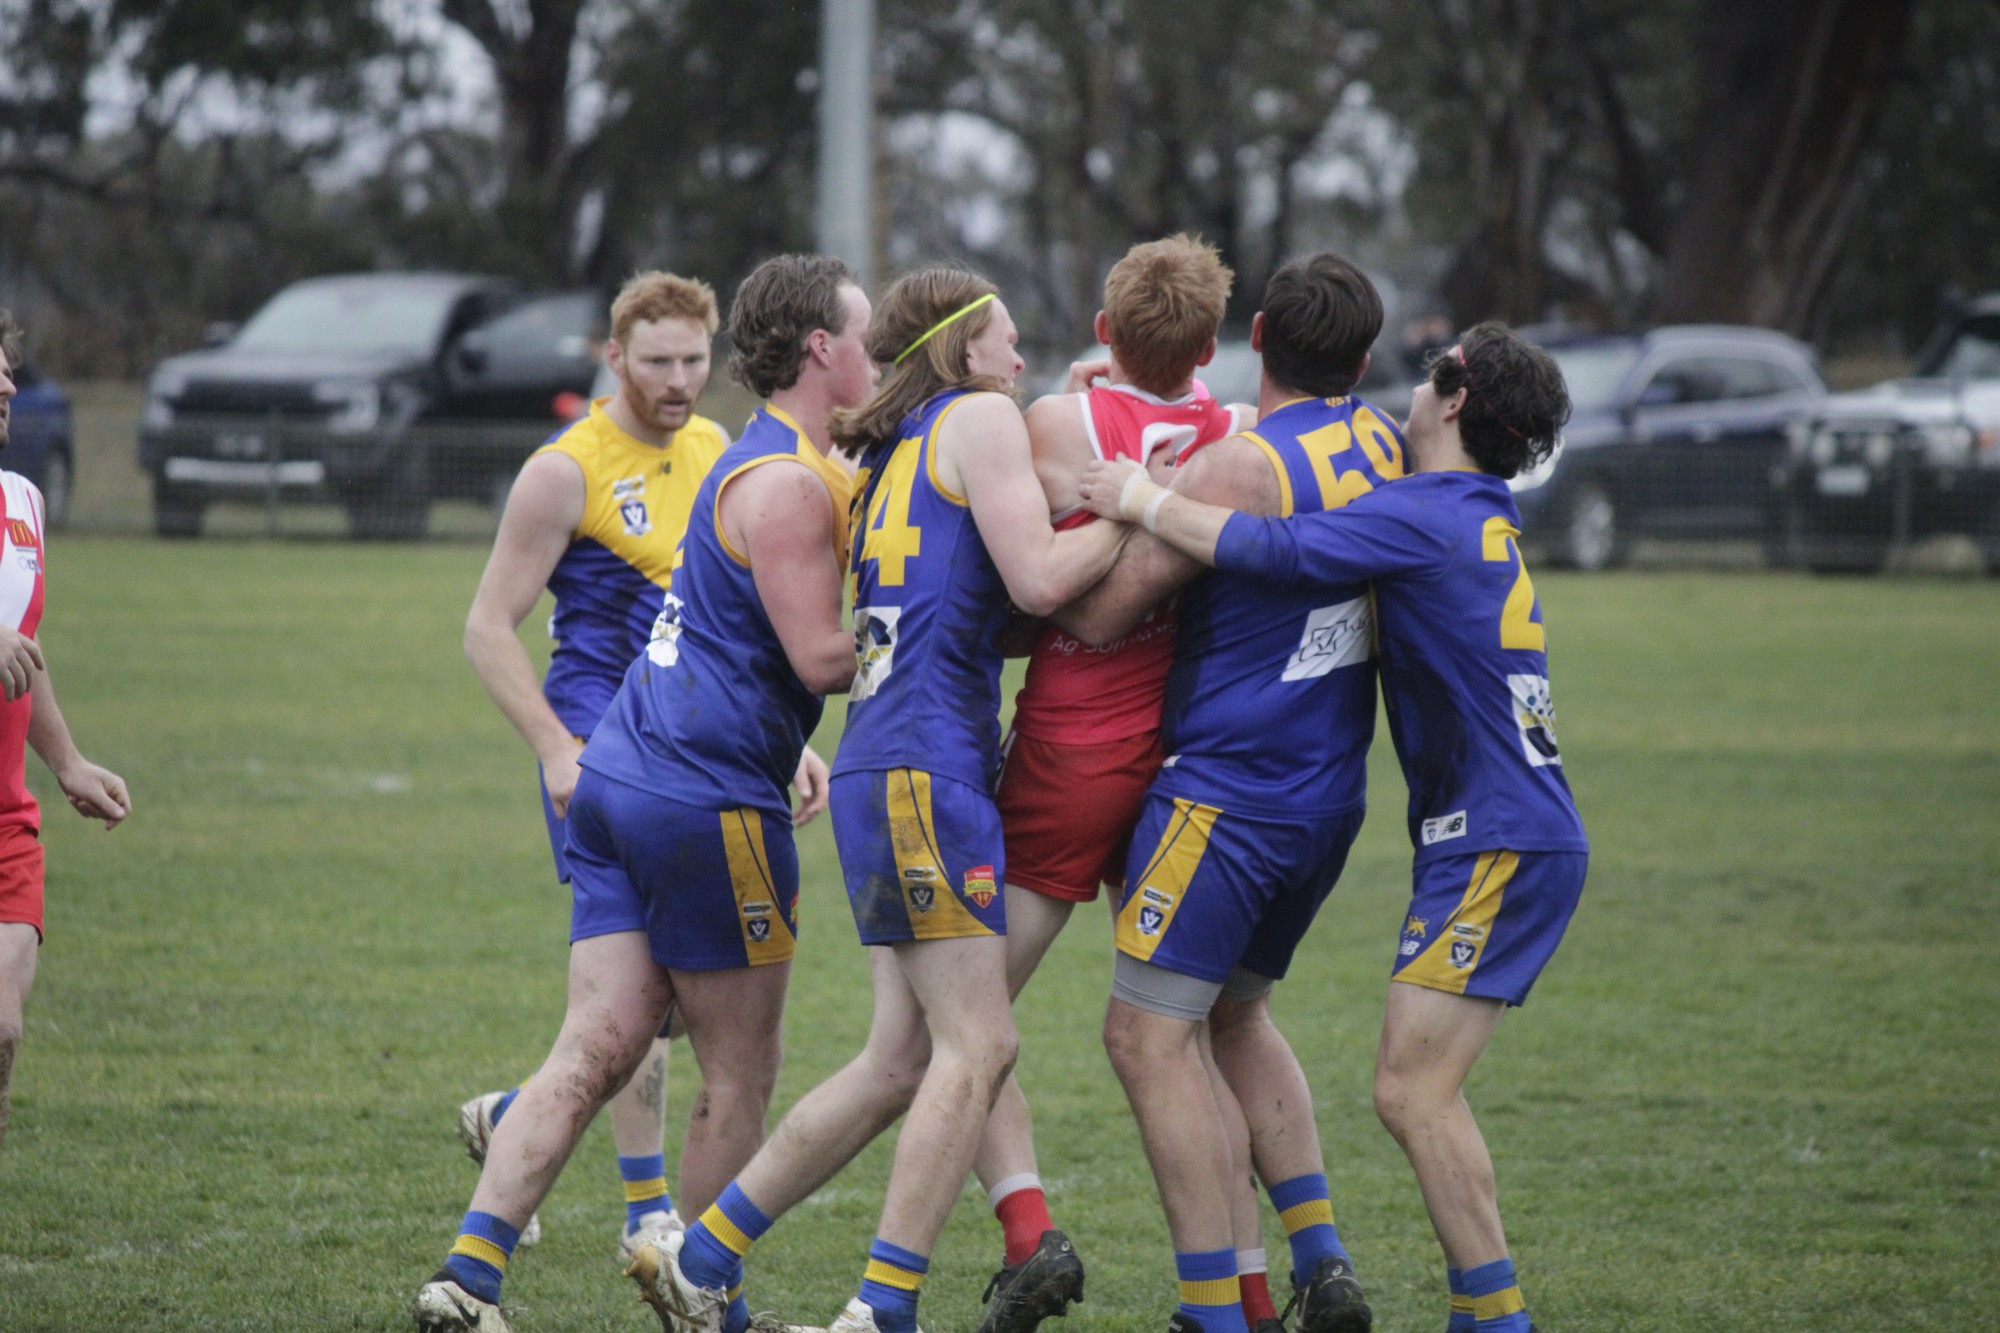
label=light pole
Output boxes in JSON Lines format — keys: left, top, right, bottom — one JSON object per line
{"left": 817, "top": 0, "right": 875, "bottom": 292}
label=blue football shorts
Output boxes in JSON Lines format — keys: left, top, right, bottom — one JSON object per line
{"left": 830, "top": 768, "right": 1007, "bottom": 945}
{"left": 1115, "top": 793, "right": 1366, "bottom": 984}
{"left": 1391, "top": 849, "right": 1587, "bottom": 1006}
{"left": 564, "top": 767, "right": 799, "bottom": 971}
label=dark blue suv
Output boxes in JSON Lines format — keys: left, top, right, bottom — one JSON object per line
{"left": 1517, "top": 326, "right": 1826, "bottom": 568}
{"left": 4, "top": 356, "right": 73, "bottom": 528}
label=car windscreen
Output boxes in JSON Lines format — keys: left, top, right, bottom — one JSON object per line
{"left": 1924, "top": 316, "right": 2000, "bottom": 380}
{"left": 232, "top": 283, "right": 462, "bottom": 358}
{"left": 1546, "top": 343, "right": 1642, "bottom": 412}
{"left": 474, "top": 292, "right": 603, "bottom": 359}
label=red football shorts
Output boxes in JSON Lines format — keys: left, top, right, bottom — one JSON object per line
{"left": 0, "top": 822, "right": 46, "bottom": 939}
{"left": 996, "top": 728, "right": 1167, "bottom": 903}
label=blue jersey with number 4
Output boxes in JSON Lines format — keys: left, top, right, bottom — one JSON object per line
{"left": 1155, "top": 394, "right": 1406, "bottom": 818}
{"left": 1213, "top": 470, "right": 1589, "bottom": 863}
{"left": 835, "top": 389, "right": 1012, "bottom": 792}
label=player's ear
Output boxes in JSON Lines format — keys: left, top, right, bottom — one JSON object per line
{"left": 1439, "top": 386, "right": 1469, "bottom": 422}
{"left": 1094, "top": 310, "right": 1112, "bottom": 347}
{"left": 805, "top": 327, "right": 832, "bottom": 367}
{"left": 1196, "top": 335, "right": 1217, "bottom": 369}
{"left": 1249, "top": 311, "right": 1264, "bottom": 353}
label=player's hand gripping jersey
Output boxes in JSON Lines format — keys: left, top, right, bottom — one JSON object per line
{"left": 1212, "top": 470, "right": 1589, "bottom": 861}
{"left": 582, "top": 406, "right": 852, "bottom": 819}
{"left": 1155, "top": 395, "right": 1407, "bottom": 818}
{"left": 1009, "top": 383, "right": 1239, "bottom": 744}
{"left": 536, "top": 400, "right": 729, "bottom": 735}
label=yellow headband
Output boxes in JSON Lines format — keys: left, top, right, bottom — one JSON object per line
{"left": 893, "top": 293, "right": 997, "bottom": 365}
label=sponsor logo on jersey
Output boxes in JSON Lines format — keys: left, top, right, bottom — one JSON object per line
{"left": 1451, "top": 922, "right": 1486, "bottom": 941}
{"left": 645, "top": 592, "right": 686, "bottom": 666}
{"left": 15, "top": 549, "right": 39, "bottom": 575}
{"left": 1449, "top": 941, "right": 1477, "bottom": 970}
{"left": 850, "top": 605, "right": 901, "bottom": 703}
{"left": 741, "top": 901, "right": 773, "bottom": 916}
{"left": 1399, "top": 938, "right": 1421, "bottom": 957}
{"left": 1136, "top": 885, "right": 1173, "bottom": 937}
{"left": 1403, "top": 914, "right": 1429, "bottom": 938}
{"left": 1421, "top": 811, "right": 1468, "bottom": 846}
{"left": 6, "top": 519, "right": 35, "bottom": 547}
{"left": 909, "top": 881, "right": 935, "bottom": 912}
{"left": 1508, "top": 673, "right": 1562, "bottom": 768}
{"left": 612, "top": 475, "right": 653, "bottom": 537}
{"left": 746, "top": 917, "right": 771, "bottom": 943}
{"left": 964, "top": 864, "right": 997, "bottom": 909}
{"left": 1281, "top": 596, "right": 1373, "bottom": 682}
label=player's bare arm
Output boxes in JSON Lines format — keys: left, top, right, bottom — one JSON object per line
{"left": 935, "top": 392, "right": 1129, "bottom": 617}
{"left": 1055, "top": 437, "right": 1278, "bottom": 645}
{"left": 25, "top": 647, "right": 129, "bottom": 829}
{"left": 1023, "top": 392, "right": 1095, "bottom": 513}
{"left": 722, "top": 459, "right": 850, "bottom": 825}
{"left": 464, "top": 449, "right": 589, "bottom": 815}
{"left": 1076, "top": 454, "right": 1240, "bottom": 566}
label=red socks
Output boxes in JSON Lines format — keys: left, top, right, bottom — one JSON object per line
{"left": 1240, "top": 1269, "right": 1277, "bottom": 1325}
{"left": 993, "top": 1184, "right": 1054, "bottom": 1267}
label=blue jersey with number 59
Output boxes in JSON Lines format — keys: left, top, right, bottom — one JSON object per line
{"left": 1213, "top": 470, "right": 1589, "bottom": 864}
{"left": 834, "top": 389, "right": 1012, "bottom": 792}
{"left": 1155, "top": 395, "right": 1407, "bottom": 818}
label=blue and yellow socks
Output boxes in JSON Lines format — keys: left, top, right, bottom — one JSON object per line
{"left": 680, "top": 1182, "right": 772, "bottom": 1291}
{"left": 1267, "top": 1174, "right": 1349, "bottom": 1288}
{"left": 442, "top": 1210, "right": 520, "bottom": 1305}
{"left": 619, "top": 1153, "right": 674, "bottom": 1234}
{"left": 858, "top": 1238, "right": 929, "bottom": 1333}
{"left": 1461, "top": 1257, "right": 1531, "bottom": 1332}
{"left": 1176, "top": 1248, "right": 1246, "bottom": 1333}
{"left": 1448, "top": 1265, "right": 1476, "bottom": 1332}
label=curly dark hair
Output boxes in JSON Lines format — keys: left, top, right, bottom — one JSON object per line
{"left": 0, "top": 309, "right": 21, "bottom": 367}
{"left": 1425, "top": 321, "right": 1571, "bottom": 478}
{"left": 1258, "top": 252, "right": 1382, "bottom": 399}
{"left": 726, "top": 255, "right": 857, "bottom": 398}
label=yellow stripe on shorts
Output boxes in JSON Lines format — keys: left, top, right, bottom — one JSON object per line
{"left": 1395, "top": 851, "right": 1519, "bottom": 995}
{"left": 1116, "top": 800, "right": 1221, "bottom": 962}
{"left": 886, "top": 769, "right": 994, "bottom": 940}
{"left": 721, "top": 807, "right": 795, "bottom": 965}
{"left": 863, "top": 1258, "right": 927, "bottom": 1291}
{"left": 1179, "top": 1276, "right": 1240, "bottom": 1307}
{"left": 450, "top": 1234, "right": 510, "bottom": 1271}
{"left": 1471, "top": 1286, "right": 1526, "bottom": 1319}
{"left": 1278, "top": 1197, "right": 1336, "bottom": 1234}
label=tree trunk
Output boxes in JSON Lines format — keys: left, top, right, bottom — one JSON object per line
{"left": 1655, "top": 0, "right": 1914, "bottom": 332}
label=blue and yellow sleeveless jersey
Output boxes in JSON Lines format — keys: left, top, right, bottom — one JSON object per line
{"left": 1212, "top": 469, "right": 1590, "bottom": 863}
{"left": 833, "top": 389, "right": 1012, "bottom": 793}
{"left": 580, "top": 406, "right": 852, "bottom": 819}
{"left": 537, "top": 399, "right": 729, "bottom": 734}
{"left": 1154, "top": 395, "right": 1407, "bottom": 818}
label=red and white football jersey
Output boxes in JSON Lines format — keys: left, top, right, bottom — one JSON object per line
{"left": 0, "top": 471, "right": 47, "bottom": 830}
{"left": 1012, "top": 382, "right": 1245, "bottom": 745}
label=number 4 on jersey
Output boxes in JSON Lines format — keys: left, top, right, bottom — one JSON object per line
{"left": 861, "top": 441, "right": 924, "bottom": 587}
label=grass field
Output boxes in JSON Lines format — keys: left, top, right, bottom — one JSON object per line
{"left": 0, "top": 540, "right": 1995, "bottom": 1330}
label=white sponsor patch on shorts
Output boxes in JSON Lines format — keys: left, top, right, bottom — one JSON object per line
{"left": 1281, "top": 596, "right": 1373, "bottom": 681}
{"left": 646, "top": 593, "right": 686, "bottom": 666}
{"left": 1421, "top": 811, "right": 1468, "bottom": 846}
{"left": 1508, "top": 673, "right": 1562, "bottom": 768}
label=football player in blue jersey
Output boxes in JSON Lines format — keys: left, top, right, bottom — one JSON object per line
{"left": 1043, "top": 254, "right": 1397, "bottom": 1333}
{"left": 415, "top": 257, "right": 872, "bottom": 1333}
{"left": 455, "top": 271, "right": 743, "bottom": 1259}
{"left": 1077, "top": 322, "right": 1584, "bottom": 1333}
{"left": 655, "top": 268, "right": 1130, "bottom": 1333}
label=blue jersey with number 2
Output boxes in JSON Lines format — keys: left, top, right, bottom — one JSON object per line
{"left": 1213, "top": 470, "right": 1589, "bottom": 864}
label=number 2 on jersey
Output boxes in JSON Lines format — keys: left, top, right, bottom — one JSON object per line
{"left": 860, "top": 438, "right": 925, "bottom": 586}
{"left": 1481, "top": 516, "right": 1545, "bottom": 651}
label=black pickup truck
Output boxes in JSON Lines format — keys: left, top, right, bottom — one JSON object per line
{"left": 139, "top": 274, "right": 601, "bottom": 538}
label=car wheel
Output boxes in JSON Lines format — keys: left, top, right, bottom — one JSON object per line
{"left": 41, "top": 447, "right": 72, "bottom": 529}
{"left": 1560, "top": 482, "right": 1625, "bottom": 571}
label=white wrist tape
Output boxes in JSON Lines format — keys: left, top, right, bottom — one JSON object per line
{"left": 1141, "top": 488, "right": 1171, "bottom": 533}
{"left": 1117, "top": 466, "right": 1155, "bottom": 521}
